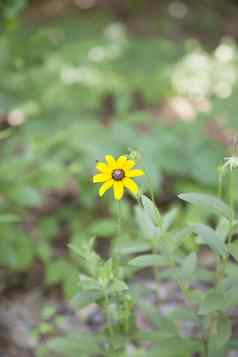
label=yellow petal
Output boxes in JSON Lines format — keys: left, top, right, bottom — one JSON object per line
{"left": 116, "top": 155, "right": 127, "bottom": 168}
{"left": 99, "top": 179, "right": 113, "bottom": 197}
{"left": 126, "top": 169, "right": 144, "bottom": 177}
{"left": 123, "top": 177, "right": 138, "bottom": 194}
{"left": 123, "top": 159, "right": 136, "bottom": 171}
{"left": 113, "top": 181, "right": 124, "bottom": 200}
{"left": 96, "top": 162, "right": 110, "bottom": 173}
{"left": 93, "top": 173, "right": 110, "bottom": 183}
{"left": 105, "top": 155, "right": 116, "bottom": 170}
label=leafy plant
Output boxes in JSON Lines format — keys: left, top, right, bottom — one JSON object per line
{"left": 39, "top": 153, "right": 238, "bottom": 356}
{"left": 1, "top": 10, "right": 238, "bottom": 357}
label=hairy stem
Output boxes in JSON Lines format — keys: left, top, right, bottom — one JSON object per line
{"left": 228, "top": 169, "right": 234, "bottom": 245}
{"left": 151, "top": 242, "right": 160, "bottom": 300}
{"left": 111, "top": 201, "right": 121, "bottom": 270}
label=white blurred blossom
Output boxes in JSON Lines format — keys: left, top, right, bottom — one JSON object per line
{"left": 8, "top": 109, "right": 25, "bottom": 126}
{"left": 172, "top": 40, "right": 237, "bottom": 99}
{"left": 168, "top": 1, "right": 188, "bottom": 19}
{"left": 61, "top": 66, "right": 102, "bottom": 86}
{"left": 215, "top": 41, "right": 235, "bottom": 62}
{"left": 104, "top": 22, "right": 127, "bottom": 44}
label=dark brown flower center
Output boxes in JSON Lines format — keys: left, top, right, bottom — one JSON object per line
{"left": 112, "top": 169, "right": 125, "bottom": 181}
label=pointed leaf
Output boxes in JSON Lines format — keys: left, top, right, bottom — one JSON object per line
{"left": 135, "top": 205, "right": 161, "bottom": 239}
{"left": 116, "top": 241, "right": 150, "bottom": 255}
{"left": 72, "top": 290, "right": 103, "bottom": 308}
{"left": 180, "top": 252, "right": 197, "bottom": 282}
{"left": 141, "top": 194, "right": 161, "bottom": 226}
{"left": 179, "top": 193, "right": 230, "bottom": 218}
{"left": 192, "top": 224, "right": 227, "bottom": 257}
{"left": 216, "top": 217, "right": 229, "bottom": 242}
{"left": 129, "top": 254, "right": 168, "bottom": 268}
{"left": 162, "top": 207, "right": 179, "bottom": 232}
{"left": 228, "top": 241, "right": 238, "bottom": 262}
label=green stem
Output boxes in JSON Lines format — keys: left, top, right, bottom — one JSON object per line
{"left": 211, "top": 167, "right": 235, "bottom": 357}
{"left": 106, "top": 203, "right": 123, "bottom": 354}
{"left": 145, "top": 171, "right": 156, "bottom": 208}
{"left": 167, "top": 251, "right": 190, "bottom": 304}
{"left": 137, "top": 183, "right": 161, "bottom": 300}
{"left": 228, "top": 169, "right": 234, "bottom": 246}
{"left": 111, "top": 201, "right": 122, "bottom": 270}
{"left": 104, "top": 290, "right": 116, "bottom": 352}
{"left": 203, "top": 338, "right": 209, "bottom": 357}
{"left": 117, "top": 201, "right": 121, "bottom": 238}
{"left": 216, "top": 168, "right": 235, "bottom": 286}
{"left": 218, "top": 171, "right": 223, "bottom": 199}
{"left": 141, "top": 157, "right": 156, "bottom": 205}
{"left": 151, "top": 242, "right": 160, "bottom": 300}
{"left": 142, "top": 170, "right": 162, "bottom": 300}
{"left": 220, "top": 169, "right": 235, "bottom": 277}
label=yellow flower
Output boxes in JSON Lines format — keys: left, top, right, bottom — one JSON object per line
{"left": 93, "top": 155, "right": 144, "bottom": 200}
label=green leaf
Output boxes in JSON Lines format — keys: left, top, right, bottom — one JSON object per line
{"left": 63, "top": 264, "right": 80, "bottom": 299}
{"left": 189, "top": 290, "right": 204, "bottom": 304}
{"left": 116, "top": 241, "right": 150, "bottom": 255}
{"left": 199, "top": 289, "right": 226, "bottom": 315}
{"left": 11, "top": 233, "right": 35, "bottom": 270}
{"left": 162, "top": 207, "right": 179, "bottom": 232}
{"left": 39, "top": 332, "right": 102, "bottom": 357}
{"left": 228, "top": 338, "right": 238, "bottom": 349}
{"left": 36, "top": 240, "right": 51, "bottom": 263}
{"left": 46, "top": 260, "right": 80, "bottom": 297}
{"left": 179, "top": 252, "right": 197, "bottom": 282}
{"left": 39, "top": 218, "right": 58, "bottom": 241}
{"left": 79, "top": 274, "right": 100, "bottom": 291}
{"left": 0, "top": 214, "right": 19, "bottom": 223}
{"left": 90, "top": 218, "right": 117, "bottom": 237}
{"left": 228, "top": 241, "right": 238, "bottom": 262}
{"left": 109, "top": 279, "right": 128, "bottom": 294}
{"left": 141, "top": 194, "right": 161, "bottom": 226}
{"left": 216, "top": 217, "right": 229, "bottom": 242}
{"left": 46, "top": 260, "right": 70, "bottom": 285}
{"left": 192, "top": 224, "right": 227, "bottom": 257}
{"left": 141, "top": 304, "right": 178, "bottom": 336}
{"left": 171, "top": 227, "right": 194, "bottom": 248}
{"left": 209, "top": 316, "right": 231, "bottom": 350}
{"left": 168, "top": 308, "right": 198, "bottom": 322}
{"left": 8, "top": 185, "right": 42, "bottom": 207}
{"left": 135, "top": 205, "right": 161, "bottom": 239}
{"left": 224, "top": 286, "right": 238, "bottom": 310}
{"left": 192, "top": 268, "right": 215, "bottom": 283}
{"left": 129, "top": 254, "right": 168, "bottom": 268}
{"left": 148, "top": 337, "right": 202, "bottom": 357}
{"left": 178, "top": 193, "right": 230, "bottom": 218}
{"left": 72, "top": 290, "right": 103, "bottom": 308}
{"left": 2, "top": 0, "right": 27, "bottom": 19}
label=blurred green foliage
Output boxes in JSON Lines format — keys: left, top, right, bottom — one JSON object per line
{"left": 0, "top": 0, "right": 27, "bottom": 29}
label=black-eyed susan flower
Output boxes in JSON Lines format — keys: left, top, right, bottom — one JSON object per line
{"left": 93, "top": 155, "right": 144, "bottom": 200}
